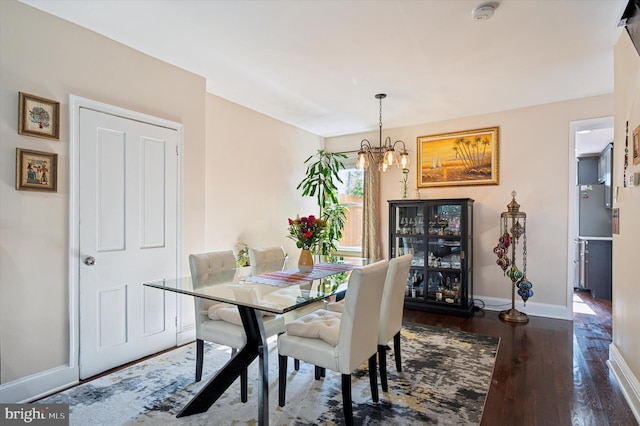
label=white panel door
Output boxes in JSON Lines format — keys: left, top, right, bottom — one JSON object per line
{"left": 79, "top": 108, "right": 178, "bottom": 379}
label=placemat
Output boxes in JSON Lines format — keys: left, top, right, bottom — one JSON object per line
{"left": 243, "top": 263, "right": 356, "bottom": 287}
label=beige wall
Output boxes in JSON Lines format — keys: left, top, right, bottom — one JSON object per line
{"left": 0, "top": 0, "right": 207, "bottom": 385}
{"left": 326, "top": 94, "right": 613, "bottom": 317}
{"left": 612, "top": 29, "right": 640, "bottom": 407}
{"left": 204, "top": 94, "right": 321, "bottom": 257}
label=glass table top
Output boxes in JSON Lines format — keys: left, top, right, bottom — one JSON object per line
{"left": 143, "top": 264, "right": 355, "bottom": 314}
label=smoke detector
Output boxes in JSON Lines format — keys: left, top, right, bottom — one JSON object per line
{"left": 472, "top": 3, "right": 497, "bottom": 21}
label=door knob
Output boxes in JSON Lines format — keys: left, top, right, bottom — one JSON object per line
{"left": 84, "top": 256, "right": 96, "bottom": 266}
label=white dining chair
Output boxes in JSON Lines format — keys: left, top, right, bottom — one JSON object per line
{"left": 248, "top": 245, "right": 326, "bottom": 371}
{"left": 189, "top": 250, "right": 285, "bottom": 402}
{"left": 249, "top": 246, "right": 326, "bottom": 321}
{"left": 248, "top": 246, "right": 286, "bottom": 276}
{"left": 377, "top": 254, "right": 412, "bottom": 392}
{"left": 277, "top": 260, "right": 389, "bottom": 425}
{"left": 326, "top": 254, "right": 412, "bottom": 392}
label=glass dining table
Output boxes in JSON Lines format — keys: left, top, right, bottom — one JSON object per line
{"left": 143, "top": 261, "right": 359, "bottom": 426}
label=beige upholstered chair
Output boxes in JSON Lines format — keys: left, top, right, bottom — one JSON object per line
{"left": 377, "top": 254, "right": 412, "bottom": 392}
{"left": 248, "top": 246, "right": 286, "bottom": 276}
{"left": 249, "top": 246, "right": 325, "bottom": 323}
{"left": 326, "top": 255, "right": 413, "bottom": 392}
{"left": 189, "top": 250, "right": 285, "bottom": 402}
{"left": 277, "top": 260, "right": 389, "bottom": 425}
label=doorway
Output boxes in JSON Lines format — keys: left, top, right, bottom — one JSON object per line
{"left": 69, "top": 96, "right": 183, "bottom": 379}
{"left": 568, "top": 116, "right": 613, "bottom": 319}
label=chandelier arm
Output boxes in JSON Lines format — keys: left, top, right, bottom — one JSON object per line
{"left": 359, "top": 139, "right": 373, "bottom": 151}
{"left": 382, "top": 136, "right": 392, "bottom": 150}
{"left": 392, "top": 140, "right": 407, "bottom": 151}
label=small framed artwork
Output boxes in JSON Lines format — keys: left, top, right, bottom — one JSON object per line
{"left": 417, "top": 126, "right": 499, "bottom": 188}
{"left": 18, "top": 92, "right": 60, "bottom": 140}
{"left": 633, "top": 125, "right": 640, "bottom": 165}
{"left": 16, "top": 148, "right": 58, "bottom": 192}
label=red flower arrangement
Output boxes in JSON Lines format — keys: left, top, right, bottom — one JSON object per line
{"left": 287, "top": 215, "right": 327, "bottom": 250}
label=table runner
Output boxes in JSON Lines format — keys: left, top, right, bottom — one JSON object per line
{"left": 243, "top": 263, "right": 356, "bottom": 287}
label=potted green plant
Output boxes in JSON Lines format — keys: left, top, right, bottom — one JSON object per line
{"left": 297, "top": 149, "right": 348, "bottom": 257}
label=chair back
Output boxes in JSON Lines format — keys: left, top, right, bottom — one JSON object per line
{"left": 249, "top": 246, "right": 286, "bottom": 275}
{"left": 378, "top": 254, "right": 412, "bottom": 344}
{"left": 189, "top": 250, "right": 238, "bottom": 334}
{"left": 338, "top": 259, "right": 389, "bottom": 373}
{"left": 189, "top": 250, "right": 238, "bottom": 288}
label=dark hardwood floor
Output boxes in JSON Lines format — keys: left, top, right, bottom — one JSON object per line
{"left": 49, "top": 291, "right": 637, "bottom": 425}
{"left": 403, "top": 290, "right": 638, "bottom": 426}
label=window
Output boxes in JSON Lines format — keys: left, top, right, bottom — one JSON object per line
{"left": 335, "top": 160, "right": 364, "bottom": 255}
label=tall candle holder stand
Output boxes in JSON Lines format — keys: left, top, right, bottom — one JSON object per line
{"left": 493, "top": 191, "right": 534, "bottom": 324}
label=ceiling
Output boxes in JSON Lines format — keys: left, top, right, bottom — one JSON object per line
{"left": 21, "top": 0, "right": 625, "bottom": 149}
{"left": 574, "top": 116, "right": 614, "bottom": 157}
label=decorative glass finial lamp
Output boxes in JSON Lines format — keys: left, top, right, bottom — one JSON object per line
{"left": 493, "top": 191, "right": 533, "bottom": 323}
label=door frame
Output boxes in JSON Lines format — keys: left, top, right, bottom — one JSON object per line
{"left": 567, "top": 120, "right": 580, "bottom": 318}
{"left": 567, "top": 116, "right": 614, "bottom": 318}
{"left": 68, "top": 95, "right": 184, "bottom": 378}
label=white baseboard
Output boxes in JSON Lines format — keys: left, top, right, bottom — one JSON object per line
{"left": 475, "top": 295, "right": 571, "bottom": 320}
{"left": 608, "top": 343, "right": 640, "bottom": 423}
{"left": 2, "top": 325, "right": 195, "bottom": 403}
{"left": 0, "top": 365, "right": 79, "bottom": 403}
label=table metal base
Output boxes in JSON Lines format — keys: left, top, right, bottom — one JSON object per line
{"left": 176, "top": 306, "right": 269, "bottom": 425}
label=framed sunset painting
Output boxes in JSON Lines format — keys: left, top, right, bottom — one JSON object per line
{"left": 417, "top": 126, "right": 499, "bottom": 188}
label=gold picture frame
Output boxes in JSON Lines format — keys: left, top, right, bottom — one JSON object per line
{"left": 633, "top": 125, "right": 640, "bottom": 165}
{"left": 18, "top": 92, "right": 60, "bottom": 140}
{"left": 417, "top": 126, "right": 499, "bottom": 188}
{"left": 16, "top": 148, "right": 58, "bottom": 192}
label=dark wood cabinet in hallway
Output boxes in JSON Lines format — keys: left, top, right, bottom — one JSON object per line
{"left": 403, "top": 291, "right": 638, "bottom": 425}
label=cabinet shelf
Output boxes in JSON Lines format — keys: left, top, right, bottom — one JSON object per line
{"left": 389, "top": 198, "right": 474, "bottom": 317}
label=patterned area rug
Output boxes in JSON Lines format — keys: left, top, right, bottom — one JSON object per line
{"left": 38, "top": 323, "right": 499, "bottom": 425}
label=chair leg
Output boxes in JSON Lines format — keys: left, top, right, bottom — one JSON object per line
{"left": 378, "top": 344, "right": 388, "bottom": 392}
{"left": 230, "top": 348, "right": 248, "bottom": 403}
{"left": 278, "top": 355, "right": 287, "bottom": 407}
{"left": 393, "top": 331, "right": 402, "bottom": 372}
{"left": 341, "top": 374, "right": 353, "bottom": 426}
{"left": 195, "top": 339, "right": 204, "bottom": 382}
{"left": 294, "top": 359, "right": 300, "bottom": 370}
{"left": 368, "top": 354, "right": 379, "bottom": 403}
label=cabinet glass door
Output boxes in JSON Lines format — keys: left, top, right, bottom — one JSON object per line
{"left": 425, "top": 271, "right": 463, "bottom": 304}
{"left": 425, "top": 204, "right": 462, "bottom": 236}
{"left": 393, "top": 204, "right": 424, "bottom": 236}
{"left": 425, "top": 203, "right": 463, "bottom": 307}
{"left": 392, "top": 203, "right": 425, "bottom": 268}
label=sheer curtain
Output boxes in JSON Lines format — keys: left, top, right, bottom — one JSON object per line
{"left": 362, "top": 168, "right": 382, "bottom": 262}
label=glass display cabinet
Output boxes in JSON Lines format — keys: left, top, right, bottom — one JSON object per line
{"left": 388, "top": 198, "right": 474, "bottom": 316}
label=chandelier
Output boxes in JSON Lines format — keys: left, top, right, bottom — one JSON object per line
{"left": 356, "top": 93, "right": 410, "bottom": 172}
